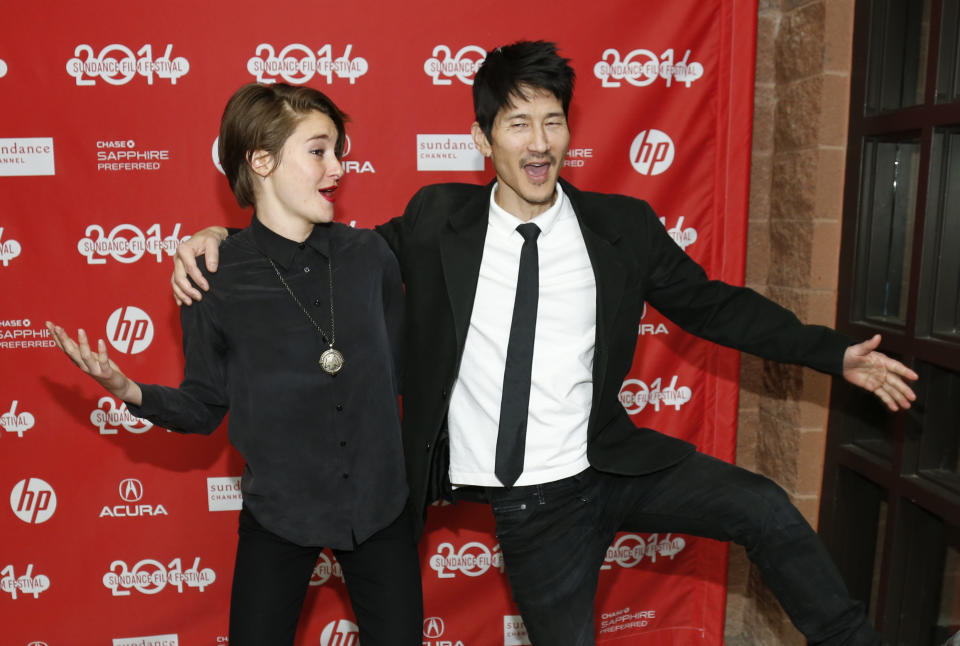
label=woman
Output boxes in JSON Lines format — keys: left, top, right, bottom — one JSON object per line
{"left": 47, "top": 83, "right": 421, "bottom": 645}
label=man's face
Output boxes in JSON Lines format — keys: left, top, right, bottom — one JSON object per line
{"left": 472, "top": 87, "right": 570, "bottom": 221}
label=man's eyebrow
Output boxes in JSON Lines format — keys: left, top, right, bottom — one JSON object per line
{"left": 502, "top": 111, "right": 566, "bottom": 120}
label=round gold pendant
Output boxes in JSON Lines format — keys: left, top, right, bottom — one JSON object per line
{"left": 319, "top": 348, "right": 345, "bottom": 375}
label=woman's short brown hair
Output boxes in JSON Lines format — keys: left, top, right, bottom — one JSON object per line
{"left": 219, "top": 83, "right": 348, "bottom": 208}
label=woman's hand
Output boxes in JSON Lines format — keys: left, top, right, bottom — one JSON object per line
{"left": 46, "top": 322, "right": 143, "bottom": 406}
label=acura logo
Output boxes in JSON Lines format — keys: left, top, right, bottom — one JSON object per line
{"left": 118, "top": 478, "right": 143, "bottom": 502}
{"left": 424, "top": 616, "right": 445, "bottom": 638}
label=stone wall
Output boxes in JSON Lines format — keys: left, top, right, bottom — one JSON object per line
{"left": 724, "top": 0, "right": 854, "bottom": 643}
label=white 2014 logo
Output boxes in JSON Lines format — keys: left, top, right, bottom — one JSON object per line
{"left": 67, "top": 44, "right": 189, "bottom": 86}
{"left": 91, "top": 397, "right": 154, "bottom": 435}
{"left": 1, "top": 564, "right": 50, "bottom": 599}
{"left": 619, "top": 376, "right": 692, "bottom": 415}
{"left": 601, "top": 533, "right": 686, "bottom": 570}
{"left": 103, "top": 557, "right": 215, "bottom": 596}
{"left": 659, "top": 216, "right": 698, "bottom": 251}
{"left": 594, "top": 48, "right": 703, "bottom": 88}
{"left": 429, "top": 541, "right": 503, "bottom": 578}
{"left": 78, "top": 223, "right": 188, "bottom": 264}
{"left": 424, "top": 45, "right": 486, "bottom": 85}
{"left": 1, "top": 401, "right": 35, "bottom": 438}
{"left": 309, "top": 553, "right": 344, "bottom": 587}
{"left": 0, "top": 227, "right": 22, "bottom": 267}
{"left": 247, "top": 43, "right": 368, "bottom": 85}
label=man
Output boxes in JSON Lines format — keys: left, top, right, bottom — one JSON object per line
{"left": 174, "top": 42, "right": 916, "bottom": 646}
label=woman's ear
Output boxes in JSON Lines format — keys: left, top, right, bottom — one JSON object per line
{"left": 248, "top": 150, "right": 274, "bottom": 178}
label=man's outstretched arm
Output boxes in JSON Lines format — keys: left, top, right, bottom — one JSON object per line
{"left": 635, "top": 200, "right": 918, "bottom": 412}
{"left": 172, "top": 226, "right": 228, "bottom": 305}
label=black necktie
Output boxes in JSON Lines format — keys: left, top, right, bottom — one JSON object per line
{"left": 495, "top": 222, "right": 541, "bottom": 488}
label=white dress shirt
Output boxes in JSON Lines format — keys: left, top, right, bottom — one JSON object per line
{"left": 448, "top": 184, "right": 597, "bottom": 487}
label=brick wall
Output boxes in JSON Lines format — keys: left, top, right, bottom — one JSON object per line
{"left": 724, "top": 1, "right": 854, "bottom": 643}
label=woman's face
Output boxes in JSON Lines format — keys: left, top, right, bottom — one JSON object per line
{"left": 258, "top": 110, "right": 344, "bottom": 232}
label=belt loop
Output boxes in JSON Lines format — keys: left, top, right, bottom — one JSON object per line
{"left": 536, "top": 484, "right": 545, "bottom": 505}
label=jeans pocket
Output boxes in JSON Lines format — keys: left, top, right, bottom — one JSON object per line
{"left": 492, "top": 500, "right": 534, "bottom": 541}
{"left": 492, "top": 502, "right": 528, "bottom": 514}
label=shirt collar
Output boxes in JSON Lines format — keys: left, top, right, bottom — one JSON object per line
{"left": 250, "top": 215, "right": 330, "bottom": 270}
{"left": 487, "top": 182, "right": 566, "bottom": 239}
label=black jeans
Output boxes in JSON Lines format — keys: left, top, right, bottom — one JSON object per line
{"left": 228, "top": 505, "right": 423, "bottom": 646}
{"left": 484, "top": 454, "right": 881, "bottom": 646}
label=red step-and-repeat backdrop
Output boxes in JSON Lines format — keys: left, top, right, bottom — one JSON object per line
{"left": 1, "top": 0, "right": 757, "bottom": 644}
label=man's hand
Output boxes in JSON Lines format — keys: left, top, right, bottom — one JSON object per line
{"left": 842, "top": 334, "right": 918, "bottom": 411}
{"left": 46, "top": 322, "right": 143, "bottom": 406}
{"left": 173, "top": 226, "right": 228, "bottom": 305}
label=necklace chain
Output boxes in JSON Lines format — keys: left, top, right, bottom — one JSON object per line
{"left": 268, "top": 255, "right": 335, "bottom": 348}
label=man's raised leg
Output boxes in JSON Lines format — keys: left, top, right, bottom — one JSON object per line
{"left": 610, "top": 453, "right": 880, "bottom": 646}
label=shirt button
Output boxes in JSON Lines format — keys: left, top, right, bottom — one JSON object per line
{"left": 441, "top": 388, "right": 448, "bottom": 399}
{"left": 298, "top": 243, "right": 305, "bottom": 250}
{"left": 336, "top": 404, "right": 344, "bottom": 412}
{"left": 340, "top": 441, "right": 347, "bottom": 447}
{"left": 342, "top": 473, "right": 349, "bottom": 479}
{"left": 303, "top": 266, "right": 311, "bottom": 273}
{"left": 314, "top": 298, "right": 322, "bottom": 307}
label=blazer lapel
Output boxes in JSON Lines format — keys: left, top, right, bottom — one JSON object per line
{"left": 439, "top": 185, "right": 491, "bottom": 355}
{"left": 564, "top": 181, "right": 626, "bottom": 403}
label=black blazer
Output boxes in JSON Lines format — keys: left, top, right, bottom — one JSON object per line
{"left": 376, "top": 178, "right": 852, "bottom": 535}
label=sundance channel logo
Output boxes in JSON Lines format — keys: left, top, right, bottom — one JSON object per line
{"left": 417, "top": 135, "right": 483, "bottom": 172}
{"left": 0, "top": 138, "right": 55, "bottom": 177}
{"left": 504, "top": 615, "right": 531, "bottom": 646}
{"left": 113, "top": 635, "right": 179, "bottom": 646}
{"left": 207, "top": 476, "right": 242, "bottom": 511}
